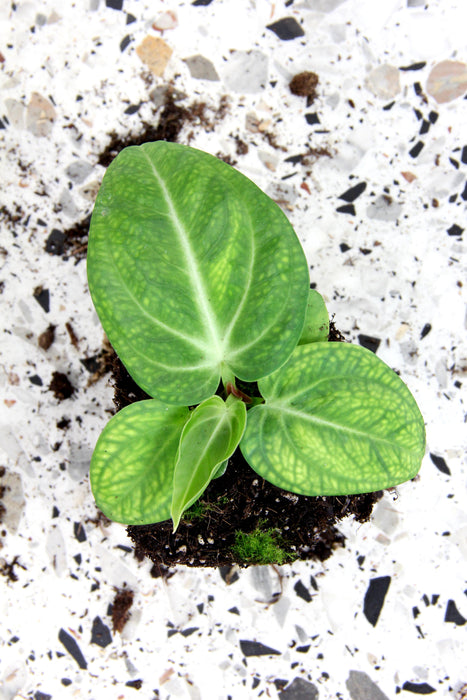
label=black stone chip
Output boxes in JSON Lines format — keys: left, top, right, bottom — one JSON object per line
{"left": 58, "top": 628, "right": 87, "bottom": 669}
{"left": 266, "top": 17, "right": 305, "bottom": 40}
{"left": 29, "top": 374, "right": 43, "bottom": 386}
{"left": 363, "top": 575, "right": 391, "bottom": 626}
{"left": 339, "top": 181, "right": 367, "bottom": 202}
{"left": 419, "top": 119, "right": 430, "bottom": 135}
{"left": 240, "top": 640, "right": 281, "bottom": 656}
{"left": 296, "top": 644, "right": 311, "bottom": 653}
{"left": 445, "top": 600, "right": 467, "bottom": 625}
{"left": 305, "top": 112, "right": 320, "bottom": 125}
{"left": 126, "top": 680, "right": 143, "bottom": 689}
{"left": 447, "top": 224, "right": 463, "bottom": 237}
{"left": 428, "top": 111, "right": 439, "bottom": 124}
{"left": 383, "top": 101, "right": 395, "bottom": 110}
{"left": 228, "top": 606, "right": 240, "bottom": 615}
{"left": 124, "top": 103, "right": 140, "bottom": 115}
{"left": 336, "top": 204, "right": 356, "bottom": 215}
{"left": 74, "top": 522, "right": 87, "bottom": 542}
{"left": 399, "top": 62, "right": 426, "bottom": 71}
{"left": 402, "top": 681, "right": 436, "bottom": 694}
{"left": 120, "top": 35, "right": 131, "bottom": 52}
{"left": 340, "top": 242, "right": 351, "bottom": 252}
{"left": 91, "top": 617, "right": 112, "bottom": 647}
{"left": 460, "top": 181, "right": 467, "bottom": 201}
{"left": 45, "top": 229, "right": 65, "bottom": 255}
{"left": 420, "top": 323, "right": 431, "bottom": 339}
{"left": 409, "top": 141, "right": 424, "bottom": 158}
{"left": 0, "top": 117, "right": 6, "bottom": 129}
{"left": 449, "top": 157, "right": 460, "bottom": 169}
{"left": 285, "top": 154, "right": 304, "bottom": 164}
{"left": 126, "top": 12, "right": 136, "bottom": 24}
{"left": 33, "top": 287, "right": 50, "bottom": 313}
{"left": 34, "top": 692, "right": 52, "bottom": 700}
{"left": 192, "top": 0, "right": 214, "bottom": 4}
{"left": 461, "top": 145, "right": 467, "bottom": 164}
{"left": 106, "top": 0, "right": 123, "bottom": 9}
{"left": 429, "top": 453, "right": 451, "bottom": 475}
{"left": 181, "top": 627, "right": 199, "bottom": 637}
{"left": 358, "top": 334, "right": 381, "bottom": 353}
{"left": 294, "top": 579, "right": 312, "bottom": 602}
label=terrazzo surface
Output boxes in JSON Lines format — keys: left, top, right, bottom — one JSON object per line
{"left": 0, "top": 1, "right": 466, "bottom": 698}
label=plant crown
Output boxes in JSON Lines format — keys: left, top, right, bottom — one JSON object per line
{"left": 87, "top": 141, "right": 426, "bottom": 531}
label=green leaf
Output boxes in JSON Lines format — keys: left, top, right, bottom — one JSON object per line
{"left": 90, "top": 400, "right": 190, "bottom": 524}
{"left": 171, "top": 394, "right": 246, "bottom": 530}
{"left": 87, "top": 141, "right": 309, "bottom": 406}
{"left": 298, "top": 288, "right": 329, "bottom": 344}
{"left": 240, "top": 343, "right": 426, "bottom": 496}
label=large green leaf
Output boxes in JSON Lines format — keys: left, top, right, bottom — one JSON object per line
{"left": 87, "top": 141, "right": 309, "bottom": 406}
{"left": 90, "top": 400, "right": 189, "bottom": 524}
{"left": 171, "top": 394, "right": 246, "bottom": 530}
{"left": 240, "top": 343, "right": 426, "bottom": 496}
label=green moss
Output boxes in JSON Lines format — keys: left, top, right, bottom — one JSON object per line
{"left": 232, "top": 525, "right": 295, "bottom": 565}
{"left": 182, "top": 495, "right": 230, "bottom": 521}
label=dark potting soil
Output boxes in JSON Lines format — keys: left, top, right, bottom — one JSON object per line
{"left": 111, "top": 323, "right": 382, "bottom": 569}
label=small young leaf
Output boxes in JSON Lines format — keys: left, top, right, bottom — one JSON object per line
{"left": 90, "top": 400, "right": 190, "bottom": 524}
{"left": 87, "top": 141, "right": 309, "bottom": 406}
{"left": 241, "top": 343, "right": 425, "bottom": 496}
{"left": 298, "top": 288, "right": 329, "bottom": 344}
{"left": 171, "top": 394, "right": 246, "bottom": 530}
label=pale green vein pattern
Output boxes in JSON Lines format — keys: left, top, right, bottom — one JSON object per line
{"left": 87, "top": 141, "right": 309, "bottom": 405}
{"left": 90, "top": 400, "right": 189, "bottom": 524}
{"left": 171, "top": 394, "right": 246, "bottom": 530}
{"left": 241, "top": 343, "right": 426, "bottom": 496}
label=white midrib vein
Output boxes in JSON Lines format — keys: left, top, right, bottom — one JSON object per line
{"left": 143, "top": 150, "right": 223, "bottom": 358}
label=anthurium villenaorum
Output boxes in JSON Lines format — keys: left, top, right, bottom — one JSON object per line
{"left": 88, "top": 141, "right": 425, "bottom": 530}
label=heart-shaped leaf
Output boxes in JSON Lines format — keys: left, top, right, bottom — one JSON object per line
{"left": 90, "top": 400, "right": 190, "bottom": 524}
{"left": 241, "top": 343, "right": 425, "bottom": 496}
{"left": 87, "top": 142, "right": 309, "bottom": 406}
{"left": 171, "top": 394, "right": 246, "bottom": 530}
{"left": 298, "top": 288, "right": 329, "bottom": 344}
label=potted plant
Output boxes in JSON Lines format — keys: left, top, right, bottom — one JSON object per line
{"left": 87, "top": 141, "right": 425, "bottom": 568}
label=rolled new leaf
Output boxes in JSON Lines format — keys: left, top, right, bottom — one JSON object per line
{"left": 240, "top": 343, "right": 426, "bottom": 496}
{"left": 90, "top": 400, "right": 190, "bottom": 524}
{"left": 171, "top": 394, "right": 246, "bottom": 531}
{"left": 87, "top": 141, "right": 309, "bottom": 406}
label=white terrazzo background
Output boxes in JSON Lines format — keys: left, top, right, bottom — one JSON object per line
{"left": 0, "top": 1, "right": 466, "bottom": 698}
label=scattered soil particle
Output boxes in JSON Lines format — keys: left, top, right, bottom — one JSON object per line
{"left": 111, "top": 587, "right": 134, "bottom": 633}
{"left": 65, "top": 321, "right": 79, "bottom": 349}
{"left": 116, "top": 322, "right": 382, "bottom": 568}
{"left": 86, "top": 335, "right": 116, "bottom": 387}
{"left": 49, "top": 371, "right": 75, "bottom": 400}
{"left": 289, "top": 71, "right": 319, "bottom": 104}
{"left": 38, "top": 324, "right": 56, "bottom": 350}
{"left": 60, "top": 215, "right": 91, "bottom": 263}
{"left": 0, "top": 555, "right": 26, "bottom": 582}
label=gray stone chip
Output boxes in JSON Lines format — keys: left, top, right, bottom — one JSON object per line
{"left": 346, "top": 670, "right": 390, "bottom": 700}
{"left": 183, "top": 55, "right": 219, "bottom": 81}
{"left": 65, "top": 160, "right": 94, "bottom": 183}
{"left": 279, "top": 677, "right": 319, "bottom": 699}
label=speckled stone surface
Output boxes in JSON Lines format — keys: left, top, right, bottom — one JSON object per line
{"left": 0, "top": 1, "right": 466, "bottom": 698}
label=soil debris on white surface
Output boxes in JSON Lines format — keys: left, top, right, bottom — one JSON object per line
{"left": 0, "top": 1, "right": 466, "bottom": 698}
